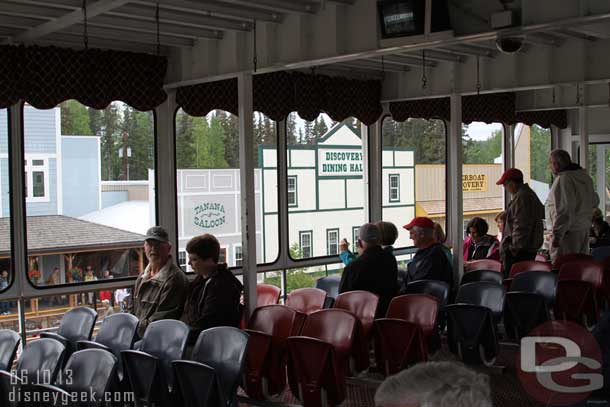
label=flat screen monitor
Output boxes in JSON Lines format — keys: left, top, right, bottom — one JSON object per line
{"left": 377, "top": 0, "right": 450, "bottom": 39}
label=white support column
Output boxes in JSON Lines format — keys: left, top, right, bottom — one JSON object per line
{"left": 277, "top": 120, "right": 290, "bottom": 267}
{"left": 447, "top": 95, "right": 463, "bottom": 286}
{"left": 597, "top": 145, "right": 606, "bottom": 211}
{"left": 154, "top": 90, "right": 178, "bottom": 250}
{"left": 238, "top": 73, "right": 257, "bottom": 317}
{"left": 363, "top": 120, "right": 382, "bottom": 222}
{"left": 579, "top": 105, "right": 589, "bottom": 168}
{"left": 503, "top": 124, "right": 515, "bottom": 208}
{"left": 550, "top": 125, "right": 560, "bottom": 150}
{"left": 8, "top": 102, "right": 28, "bottom": 343}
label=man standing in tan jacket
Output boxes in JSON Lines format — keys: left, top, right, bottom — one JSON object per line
{"left": 546, "top": 149, "right": 599, "bottom": 263}
{"left": 497, "top": 168, "right": 545, "bottom": 277}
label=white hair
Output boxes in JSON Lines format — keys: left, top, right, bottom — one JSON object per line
{"left": 374, "top": 362, "right": 492, "bottom": 407}
{"left": 412, "top": 225, "right": 434, "bottom": 239}
{"left": 549, "top": 149, "right": 572, "bottom": 170}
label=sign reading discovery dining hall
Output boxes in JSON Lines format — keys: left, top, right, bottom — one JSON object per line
{"left": 318, "top": 149, "right": 364, "bottom": 177}
{"left": 193, "top": 202, "right": 226, "bottom": 229}
{"left": 462, "top": 174, "right": 487, "bottom": 192}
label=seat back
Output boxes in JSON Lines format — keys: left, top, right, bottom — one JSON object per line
{"left": 0, "top": 330, "right": 20, "bottom": 372}
{"left": 404, "top": 280, "right": 450, "bottom": 307}
{"left": 315, "top": 275, "right": 341, "bottom": 300}
{"left": 300, "top": 309, "right": 357, "bottom": 361}
{"left": 445, "top": 304, "right": 498, "bottom": 365}
{"left": 464, "top": 259, "right": 502, "bottom": 273}
{"left": 257, "top": 284, "right": 281, "bottom": 306}
{"left": 553, "top": 253, "right": 594, "bottom": 270}
{"left": 504, "top": 292, "right": 549, "bottom": 340}
{"left": 509, "top": 260, "right": 552, "bottom": 278}
{"left": 57, "top": 307, "right": 98, "bottom": 343}
{"left": 334, "top": 291, "right": 379, "bottom": 340}
{"left": 285, "top": 288, "right": 327, "bottom": 315}
{"left": 386, "top": 294, "right": 439, "bottom": 338}
{"left": 456, "top": 282, "right": 505, "bottom": 321}
{"left": 192, "top": 327, "right": 249, "bottom": 406}
{"left": 592, "top": 246, "right": 610, "bottom": 261}
{"left": 16, "top": 338, "right": 66, "bottom": 384}
{"left": 559, "top": 260, "right": 604, "bottom": 289}
{"left": 510, "top": 271, "right": 558, "bottom": 306}
{"left": 248, "top": 305, "right": 297, "bottom": 338}
{"left": 461, "top": 270, "right": 503, "bottom": 286}
{"left": 62, "top": 349, "right": 117, "bottom": 397}
{"left": 172, "top": 360, "right": 217, "bottom": 407}
{"left": 94, "top": 313, "right": 139, "bottom": 356}
{"left": 140, "top": 319, "right": 190, "bottom": 387}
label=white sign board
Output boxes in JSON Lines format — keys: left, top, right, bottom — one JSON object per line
{"left": 317, "top": 149, "right": 363, "bottom": 177}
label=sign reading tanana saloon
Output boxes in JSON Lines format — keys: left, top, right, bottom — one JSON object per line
{"left": 193, "top": 202, "right": 226, "bottom": 229}
{"left": 318, "top": 149, "right": 363, "bottom": 177}
{"left": 462, "top": 174, "right": 487, "bottom": 192}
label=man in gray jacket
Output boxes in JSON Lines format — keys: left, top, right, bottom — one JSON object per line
{"left": 497, "top": 168, "right": 545, "bottom": 276}
{"left": 546, "top": 149, "right": 599, "bottom": 263}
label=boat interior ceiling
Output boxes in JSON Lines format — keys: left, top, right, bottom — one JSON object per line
{"left": 2, "top": 0, "right": 610, "bottom": 120}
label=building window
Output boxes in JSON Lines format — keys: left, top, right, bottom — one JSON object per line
{"left": 24, "top": 157, "right": 50, "bottom": 202}
{"left": 288, "top": 175, "right": 297, "bottom": 207}
{"left": 299, "top": 231, "right": 313, "bottom": 258}
{"left": 352, "top": 226, "right": 359, "bottom": 248}
{"left": 178, "top": 251, "right": 187, "bottom": 272}
{"left": 235, "top": 245, "right": 243, "bottom": 267}
{"left": 219, "top": 247, "right": 227, "bottom": 264}
{"left": 389, "top": 174, "right": 400, "bottom": 202}
{"left": 327, "top": 229, "right": 339, "bottom": 255}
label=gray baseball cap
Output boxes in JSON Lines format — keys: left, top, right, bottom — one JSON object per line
{"left": 144, "top": 226, "right": 169, "bottom": 242}
{"left": 358, "top": 223, "right": 380, "bottom": 244}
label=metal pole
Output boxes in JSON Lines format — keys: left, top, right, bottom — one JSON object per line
{"left": 448, "top": 94, "right": 464, "bottom": 287}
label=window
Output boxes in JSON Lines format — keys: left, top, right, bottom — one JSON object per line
{"left": 175, "top": 110, "right": 279, "bottom": 267}
{"left": 327, "top": 229, "right": 339, "bottom": 255}
{"left": 234, "top": 245, "right": 243, "bottom": 267}
{"left": 178, "top": 251, "right": 187, "bottom": 272}
{"left": 518, "top": 124, "right": 551, "bottom": 205}
{"left": 24, "top": 157, "right": 50, "bottom": 202}
{"left": 389, "top": 174, "right": 400, "bottom": 202}
{"left": 23, "top": 101, "right": 156, "bottom": 287}
{"left": 287, "top": 113, "right": 366, "bottom": 260}
{"left": 287, "top": 175, "right": 297, "bottom": 207}
{"left": 299, "top": 231, "right": 313, "bottom": 259}
{"left": 0, "top": 108, "right": 12, "bottom": 299}
{"left": 352, "top": 226, "right": 360, "bottom": 248}
{"left": 382, "top": 117, "right": 445, "bottom": 248}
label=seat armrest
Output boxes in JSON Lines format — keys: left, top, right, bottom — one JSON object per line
{"left": 76, "top": 340, "right": 110, "bottom": 352}
{"left": 40, "top": 332, "right": 68, "bottom": 347}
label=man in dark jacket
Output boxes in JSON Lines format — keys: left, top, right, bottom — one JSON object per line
{"left": 339, "top": 223, "right": 398, "bottom": 318}
{"left": 497, "top": 168, "right": 545, "bottom": 276}
{"left": 182, "top": 234, "right": 243, "bottom": 344}
{"left": 403, "top": 217, "right": 453, "bottom": 291}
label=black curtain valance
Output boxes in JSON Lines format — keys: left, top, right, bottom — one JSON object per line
{"left": 0, "top": 45, "right": 167, "bottom": 111}
{"left": 389, "top": 92, "right": 568, "bottom": 129}
{"left": 175, "top": 71, "right": 383, "bottom": 125}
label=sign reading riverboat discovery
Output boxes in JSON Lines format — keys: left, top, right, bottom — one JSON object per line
{"left": 193, "top": 202, "right": 226, "bottom": 229}
{"left": 462, "top": 174, "right": 487, "bottom": 192}
{"left": 318, "top": 149, "right": 364, "bottom": 177}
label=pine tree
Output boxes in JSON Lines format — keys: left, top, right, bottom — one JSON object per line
{"left": 175, "top": 110, "right": 196, "bottom": 169}
{"left": 60, "top": 100, "right": 91, "bottom": 135}
{"left": 121, "top": 107, "right": 154, "bottom": 180}
{"left": 287, "top": 114, "right": 297, "bottom": 145}
{"left": 303, "top": 120, "right": 314, "bottom": 145}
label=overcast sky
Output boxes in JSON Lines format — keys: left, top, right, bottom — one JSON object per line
{"left": 465, "top": 122, "right": 504, "bottom": 141}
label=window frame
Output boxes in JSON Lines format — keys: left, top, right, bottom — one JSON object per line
{"left": 234, "top": 244, "right": 243, "bottom": 267}
{"left": 389, "top": 173, "right": 400, "bottom": 202}
{"left": 24, "top": 155, "right": 50, "bottom": 203}
{"left": 352, "top": 226, "right": 359, "bottom": 248}
{"left": 287, "top": 175, "right": 298, "bottom": 207}
{"left": 299, "top": 230, "right": 313, "bottom": 259}
{"left": 326, "top": 228, "right": 339, "bottom": 255}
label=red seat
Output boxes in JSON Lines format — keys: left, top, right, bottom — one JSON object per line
{"left": 257, "top": 284, "right": 281, "bottom": 306}
{"left": 286, "top": 309, "right": 356, "bottom": 407}
{"left": 535, "top": 253, "right": 548, "bottom": 262}
{"left": 553, "top": 253, "right": 594, "bottom": 271}
{"left": 374, "top": 294, "right": 439, "bottom": 376}
{"left": 464, "top": 259, "right": 502, "bottom": 273}
{"left": 509, "top": 260, "right": 552, "bottom": 278}
{"left": 555, "top": 260, "right": 604, "bottom": 326}
{"left": 285, "top": 288, "right": 327, "bottom": 315}
{"left": 243, "top": 305, "right": 298, "bottom": 400}
{"left": 334, "top": 291, "right": 379, "bottom": 372}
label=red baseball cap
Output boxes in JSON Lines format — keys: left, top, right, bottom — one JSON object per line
{"left": 496, "top": 168, "right": 523, "bottom": 185}
{"left": 403, "top": 217, "right": 434, "bottom": 230}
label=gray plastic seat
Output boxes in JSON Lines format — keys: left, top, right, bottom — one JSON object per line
{"left": 40, "top": 307, "right": 98, "bottom": 357}
{"left": 455, "top": 282, "right": 505, "bottom": 323}
{"left": 122, "top": 319, "right": 190, "bottom": 407}
{"left": 510, "top": 270, "right": 558, "bottom": 307}
{"left": 315, "top": 276, "right": 341, "bottom": 308}
{"left": 0, "top": 330, "right": 20, "bottom": 372}
{"left": 174, "top": 327, "right": 249, "bottom": 407}
{"left": 460, "top": 270, "right": 503, "bottom": 286}
{"left": 404, "top": 280, "right": 450, "bottom": 307}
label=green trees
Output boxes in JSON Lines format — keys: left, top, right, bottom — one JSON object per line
{"left": 530, "top": 125, "right": 552, "bottom": 183}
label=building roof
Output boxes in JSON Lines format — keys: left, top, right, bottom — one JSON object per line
{"left": 0, "top": 215, "right": 146, "bottom": 257}
{"left": 79, "top": 201, "right": 151, "bottom": 235}
{"left": 418, "top": 197, "right": 504, "bottom": 217}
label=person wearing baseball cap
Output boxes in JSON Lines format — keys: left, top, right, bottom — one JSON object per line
{"left": 129, "top": 226, "right": 189, "bottom": 337}
{"left": 402, "top": 217, "right": 453, "bottom": 291}
{"left": 496, "top": 168, "right": 545, "bottom": 276}
{"left": 339, "top": 223, "right": 398, "bottom": 318}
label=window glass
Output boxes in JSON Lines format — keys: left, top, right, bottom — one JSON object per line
{"left": 516, "top": 124, "right": 552, "bottom": 204}
{"left": 462, "top": 122, "right": 504, "bottom": 238}
{"left": 175, "top": 110, "right": 279, "bottom": 267}
{"left": 234, "top": 245, "right": 243, "bottom": 267}
{"left": 589, "top": 143, "right": 610, "bottom": 217}
{"left": 327, "top": 229, "right": 339, "bottom": 255}
{"left": 286, "top": 113, "right": 366, "bottom": 259}
{"left": 0, "top": 109, "right": 13, "bottom": 304}
{"left": 287, "top": 176, "right": 297, "bottom": 207}
{"left": 178, "top": 250, "right": 187, "bottom": 272}
{"left": 23, "top": 101, "right": 156, "bottom": 287}
{"left": 382, "top": 117, "right": 445, "bottom": 248}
